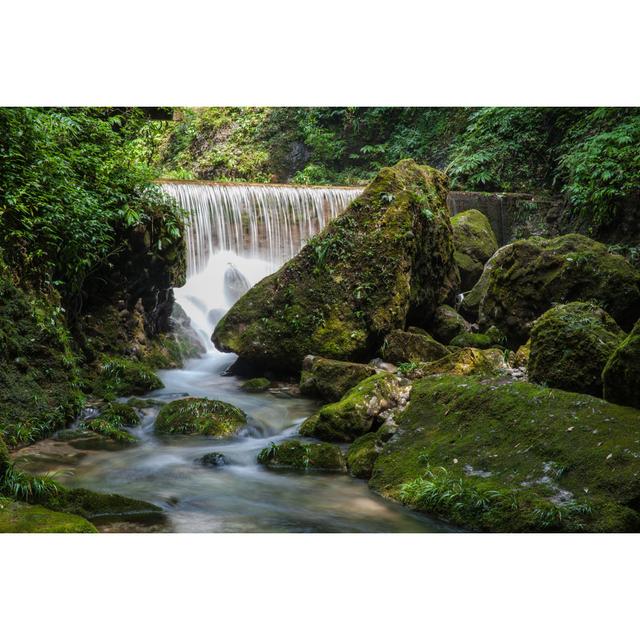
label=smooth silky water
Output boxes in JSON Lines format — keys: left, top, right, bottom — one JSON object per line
{"left": 25, "top": 183, "right": 451, "bottom": 532}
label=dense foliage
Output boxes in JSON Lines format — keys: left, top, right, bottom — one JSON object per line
{"left": 0, "top": 108, "right": 184, "bottom": 301}
{"left": 144, "top": 106, "right": 640, "bottom": 230}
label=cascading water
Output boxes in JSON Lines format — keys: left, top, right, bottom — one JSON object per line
{"left": 161, "top": 182, "right": 362, "bottom": 347}
{"left": 21, "top": 182, "right": 448, "bottom": 532}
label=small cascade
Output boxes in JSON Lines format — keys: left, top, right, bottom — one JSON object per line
{"left": 160, "top": 181, "right": 363, "bottom": 348}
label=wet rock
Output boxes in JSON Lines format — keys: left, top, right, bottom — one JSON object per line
{"left": 460, "top": 234, "right": 640, "bottom": 346}
{"left": 299, "top": 355, "right": 376, "bottom": 402}
{"left": 241, "top": 377, "right": 271, "bottom": 393}
{"left": 529, "top": 302, "right": 625, "bottom": 396}
{"left": 257, "top": 440, "right": 345, "bottom": 472}
{"left": 213, "top": 160, "right": 459, "bottom": 374}
{"left": 155, "top": 397, "right": 246, "bottom": 437}
{"left": 451, "top": 209, "right": 499, "bottom": 291}
{"left": 603, "top": 318, "right": 640, "bottom": 408}
{"left": 198, "top": 452, "right": 227, "bottom": 467}
{"left": 224, "top": 263, "right": 251, "bottom": 306}
{"left": 299, "top": 373, "right": 411, "bottom": 442}
{"left": 380, "top": 329, "right": 449, "bottom": 365}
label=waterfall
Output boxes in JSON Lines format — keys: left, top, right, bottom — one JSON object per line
{"left": 160, "top": 181, "right": 363, "bottom": 349}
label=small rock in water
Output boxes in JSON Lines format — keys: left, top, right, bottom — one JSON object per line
{"left": 224, "top": 263, "right": 250, "bottom": 306}
{"left": 198, "top": 452, "right": 227, "bottom": 467}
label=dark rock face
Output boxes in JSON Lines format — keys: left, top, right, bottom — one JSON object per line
{"left": 198, "top": 452, "right": 228, "bottom": 467}
{"left": 460, "top": 234, "right": 640, "bottom": 346}
{"left": 213, "top": 160, "right": 459, "bottom": 374}
{"left": 603, "top": 319, "right": 640, "bottom": 408}
{"left": 451, "top": 209, "right": 498, "bottom": 291}
{"left": 528, "top": 302, "right": 625, "bottom": 397}
{"left": 429, "top": 304, "right": 471, "bottom": 344}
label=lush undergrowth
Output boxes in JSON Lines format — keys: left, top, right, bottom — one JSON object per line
{"left": 142, "top": 107, "right": 640, "bottom": 233}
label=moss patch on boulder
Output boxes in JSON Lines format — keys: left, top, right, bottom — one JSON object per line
{"left": 451, "top": 209, "right": 499, "bottom": 291}
{"left": 299, "top": 373, "right": 411, "bottom": 442}
{"left": 155, "top": 397, "right": 246, "bottom": 437}
{"left": 603, "top": 319, "right": 640, "bottom": 408}
{"left": 460, "top": 234, "right": 640, "bottom": 346}
{"left": 529, "top": 302, "right": 625, "bottom": 396}
{"left": 370, "top": 375, "right": 640, "bottom": 532}
{"left": 241, "top": 378, "right": 271, "bottom": 393}
{"left": 299, "top": 355, "right": 376, "bottom": 402}
{"left": 93, "top": 356, "right": 164, "bottom": 400}
{"left": 0, "top": 498, "right": 97, "bottom": 533}
{"left": 380, "top": 329, "right": 449, "bottom": 365}
{"left": 407, "top": 347, "right": 509, "bottom": 380}
{"left": 257, "top": 440, "right": 345, "bottom": 472}
{"left": 213, "top": 160, "right": 459, "bottom": 374}
{"left": 346, "top": 432, "right": 384, "bottom": 479}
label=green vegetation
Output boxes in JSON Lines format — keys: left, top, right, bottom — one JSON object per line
{"left": 380, "top": 329, "right": 450, "bottom": 364}
{"left": 0, "top": 497, "right": 97, "bottom": 533}
{"left": 155, "top": 397, "right": 247, "bottom": 436}
{"left": 602, "top": 319, "right": 640, "bottom": 408}
{"left": 241, "top": 377, "right": 271, "bottom": 393}
{"left": 299, "top": 356, "right": 376, "bottom": 402}
{"left": 257, "top": 440, "right": 345, "bottom": 472}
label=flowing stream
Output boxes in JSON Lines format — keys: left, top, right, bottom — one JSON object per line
{"left": 21, "top": 183, "right": 451, "bottom": 532}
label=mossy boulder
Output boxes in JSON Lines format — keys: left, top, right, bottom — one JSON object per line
{"left": 76, "top": 401, "right": 141, "bottom": 445}
{"left": 94, "top": 356, "right": 164, "bottom": 399}
{"left": 460, "top": 234, "right": 640, "bottom": 346}
{"left": 450, "top": 331, "right": 501, "bottom": 349}
{"left": 529, "top": 302, "right": 625, "bottom": 396}
{"left": 299, "top": 355, "right": 376, "bottom": 402}
{"left": 346, "top": 432, "right": 384, "bottom": 479}
{"left": 370, "top": 375, "right": 640, "bottom": 532}
{"left": 510, "top": 339, "right": 531, "bottom": 369}
{"left": 257, "top": 440, "right": 345, "bottom": 472}
{"left": 101, "top": 402, "right": 141, "bottom": 426}
{"left": 299, "top": 373, "right": 411, "bottom": 442}
{"left": 37, "top": 487, "right": 164, "bottom": 526}
{"left": 429, "top": 304, "right": 471, "bottom": 344}
{"left": 451, "top": 209, "right": 499, "bottom": 291}
{"left": 407, "top": 347, "right": 509, "bottom": 380}
{"left": 155, "top": 397, "right": 246, "bottom": 436}
{"left": 380, "top": 329, "right": 449, "bottom": 365}
{"left": 213, "top": 160, "right": 459, "bottom": 374}
{"left": 241, "top": 377, "right": 271, "bottom": 393}
{"left": 0, "top": 498, "right": 97, "bottom": 533}
{"left": 603, "top": 319, "right": 640, "bottom": 408}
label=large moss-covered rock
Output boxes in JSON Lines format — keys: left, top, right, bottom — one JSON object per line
{"left": 299, "top": 355, "right": 376, "bottom": 402}
{"left": 380, "top": 329, "right": 449, "bottom": 365}
{"left": 370, "top": 375, "right": 640, "bottom": 532}
{"left": 529, "top": 302, "right": 625, "bottom": 396}
{"left": 451, "top": 209, "right": 499, "bottom": 291}
{"left": 155, "top": 397, "right": 246, "bottom": 436}
{"left": 213, "top": 160, "right": 459, "bottom": 373}
{"left": 93, "top": 356, "right": 163, "bottom": 399}
{"left": 241, "top": 377, "right": 271, "bottom": 393}
{"left": 257, "top": 440, "right": 345, "bottom": 472}
{"left": 406, "top": 347, "right": 509, "bottom": 380}
{"left": 429, "top": 304, "right": 471, "bottom": 344}
{"left": 0, "top": 498, "right": 97, "bottom": 533}
{"left": 603, "top": 319, "right": 640, "bottom": 408}
{"left": 460, "top": 234, "right": 640, "bottom": 346}
{"left": 299, "top": 373, "right": 410, "bottom": 442}
{"left": 346, "top": 432, "right": 383, "bottom": 479}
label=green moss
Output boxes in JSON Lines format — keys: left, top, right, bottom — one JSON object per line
{"left": 213, "top": 160, "right": 459, "bottom": 373}
{"left": 38, "top": 487, "right": 164, "bottom": 525}
{"left": 81, "top": 417, "right": 137, "bottom": 445}
{"left": 450, "top": 332, "right": 496, "bottom": 349}
{"left": 0, "top": 498, "right": 97, "bottom": 533}
{"left": 370, "top": 375, "right": 640, "bottom": 532}
{"left": 155, "top": 397, "right": 246, "bottom": 436}
{"left": 529, "top": 302, "right": 625, "bottom": 396}
{"left": 461, "top": 234, "right": 640, "bottom": 346}
{"left": 408, "top": 348, "right": 508, "bottom": 380}
{"left": 241, "top": 377, "right": 271, "bottom": 393}
{"left": 101, "top": 402, "right": 141, "bottom": 426}
{"left": 380, "top": 329, "right": 449, "bottom": 364}
{"left": 451, "top": 209, "right": 498, "bottom": 291}
{"left": 346, "top": 432, "right": 382, "bottom": 479}
{"left": 299, "top": 356, "right": 376, "bottom": 402}
{"left": 257, "top": 440, "right": 345, "bottom": 472}
{"left": 93, "top": 356, "right": 164, "bottom": 400}
{"left": 603, "top": 319, "right": 640, "bottom": 408}
{"left": 299, "top": 372, "right": 409, "bottom": 442}
{"left": 143, "top": 332, "right": 204, "bottom": 369}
